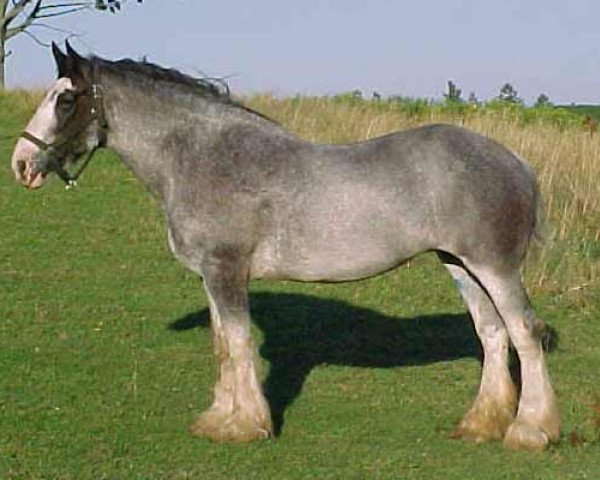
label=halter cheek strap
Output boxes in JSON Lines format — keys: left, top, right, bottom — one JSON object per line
{"left": 20, "top": 131, "right": 52, "bottom": 151}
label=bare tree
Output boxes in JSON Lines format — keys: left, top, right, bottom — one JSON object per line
{"left": 0, "top": 0, "right": 141, "bottom": 89}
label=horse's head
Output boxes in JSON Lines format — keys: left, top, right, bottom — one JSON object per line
{"left": 11, "top": 41, "right": 107, "bottom": 189}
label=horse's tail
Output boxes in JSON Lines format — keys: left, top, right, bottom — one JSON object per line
{"left": 514, "top": 151, "right": 544, "bottom": 252}
{"left": 529, "top": 175, "right": 545, "bottom": 250}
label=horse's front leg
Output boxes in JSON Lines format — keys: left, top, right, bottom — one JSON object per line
{"left": 190, "top": 248, "right": 272, "bottom": 442}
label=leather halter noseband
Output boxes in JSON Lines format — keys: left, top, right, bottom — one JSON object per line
{"left": 20, "top": 82, "right": 109, "bottom": 189}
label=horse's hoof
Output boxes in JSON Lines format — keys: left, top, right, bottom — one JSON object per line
{"left": 503, "top": 422, "right": 551, "bottom": 451}
{"left": 190, "top": 410, "right": 272, "bottom": 443}
{"left": 452, "top": 401, "right": 515, "bottom": 443}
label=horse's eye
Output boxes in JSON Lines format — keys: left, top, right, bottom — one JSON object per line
{"left": 57, "top": 91, "right": 76, "bottom": 113}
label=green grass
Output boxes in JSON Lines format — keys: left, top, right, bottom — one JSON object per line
{"left": 561, "top": 105, "right": 600, "bottom": 122}
{"left": 2, "top": 91, "right": 600, "bottom": 479}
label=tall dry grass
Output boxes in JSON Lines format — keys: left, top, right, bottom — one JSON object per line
{"left": 1, "top": 88, "right": 44, "bottom": 117}
{"left": 246, "top": 95, "right": 600, "bottom": 300}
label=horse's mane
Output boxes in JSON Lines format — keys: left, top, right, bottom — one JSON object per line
{"left": 91, "top": 56, "right": 274, "bottom": 122}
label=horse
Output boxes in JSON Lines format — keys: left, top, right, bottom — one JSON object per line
{"left": 11, "top": 42, "right": 560, "bottom": 451}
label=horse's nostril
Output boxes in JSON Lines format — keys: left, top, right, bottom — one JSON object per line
{"left": 16, "top": 160, "right": 27, "bottom": 176}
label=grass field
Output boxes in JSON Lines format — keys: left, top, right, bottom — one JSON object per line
{"left": 1, "top": 90, "right": 600, "bottom": 479}
{"left": 562, "top": 105, "right": 600, "bottom": 122}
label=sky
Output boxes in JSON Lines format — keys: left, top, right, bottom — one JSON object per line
{"left": 5, "top": 0, "right": 600, "bottom": 104}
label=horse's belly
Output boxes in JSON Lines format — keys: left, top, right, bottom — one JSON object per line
{"left": 250, "top": 235, "right": 421, "bottom": 282}
{"left": 250, "top": 188, "right": 435, "bottom": 281}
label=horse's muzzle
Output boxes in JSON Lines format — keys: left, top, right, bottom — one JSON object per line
{"left": 14, "top": 160, "right": 47, "bottom": 189}
{"left": 12, "top": 139, "right": 47, "bottom": 189}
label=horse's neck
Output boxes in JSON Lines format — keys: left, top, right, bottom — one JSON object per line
{"left": 102, "top": 82, "right": 237, "bottom": 199}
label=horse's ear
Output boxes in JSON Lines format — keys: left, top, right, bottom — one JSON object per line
{"left": 65, "top": 39, "right": 85, "bottom": 64}
{"left": 64, "top": 39, "right": 91, "bottom": 83}
{"left": 52, "top": 42, "right": 70, "bottom": 78}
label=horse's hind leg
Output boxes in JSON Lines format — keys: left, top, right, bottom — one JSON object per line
{"left": 189, "top": 248, "right": 272, "bottom": 442}
{"left": 438, "top": 252, "right": 517, "bottom": 443}
{"left": 461, "top": 261, "right": 560, "bottom": 451}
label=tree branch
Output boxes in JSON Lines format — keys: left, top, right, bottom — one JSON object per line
{"left": 34, "top": 5, "right": 90, "bottom": 18}
{"left": 6, "top": 24, "right": 23, "bottom": 39}
{"left": 1, "top": 0, "right": 31, "bottom": 30}
{"left": 37, "top": 2, "right": 94, "bottom": 9}
{"left": 2, "top": 0, "right": 141, "bottom": 41}
{"left": 5, "top": 0, "right": 40, "bottom": 39}
{"left": 4, "top": 1, "right": 92, "bottom": 39}
{"left": 29, "top": 20, "right": 80, "bottom": 35}
{"left": 1, "top": 1, "right": 9, "bottom": 19}
{"left": 22, "top": 25, "right": 49, "bottom": 46}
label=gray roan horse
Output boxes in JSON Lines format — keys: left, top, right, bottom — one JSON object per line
{"left": 11, "top": 42, "right": 560, "bottom": 451}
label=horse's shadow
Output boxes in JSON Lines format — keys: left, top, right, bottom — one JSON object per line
{"left": 169, "top": 291, "right": 480, "bottom": 435}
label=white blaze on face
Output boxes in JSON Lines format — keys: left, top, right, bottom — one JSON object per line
{"left": 11, "top": 77, "right": 74, "bottom": 187}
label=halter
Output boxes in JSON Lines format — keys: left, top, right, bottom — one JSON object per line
{"left": 20, "top": 82, "right": 109, "bottom": 190}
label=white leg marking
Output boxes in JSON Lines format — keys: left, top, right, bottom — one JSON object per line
{"left": 191, "top": 283, "right": 272, "bottom": 442}
{"left": 467, "top": 266, "right": 560, "bottom": 451}
{"left": 445, "top": 263, "right": 517, "bottom": 442}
